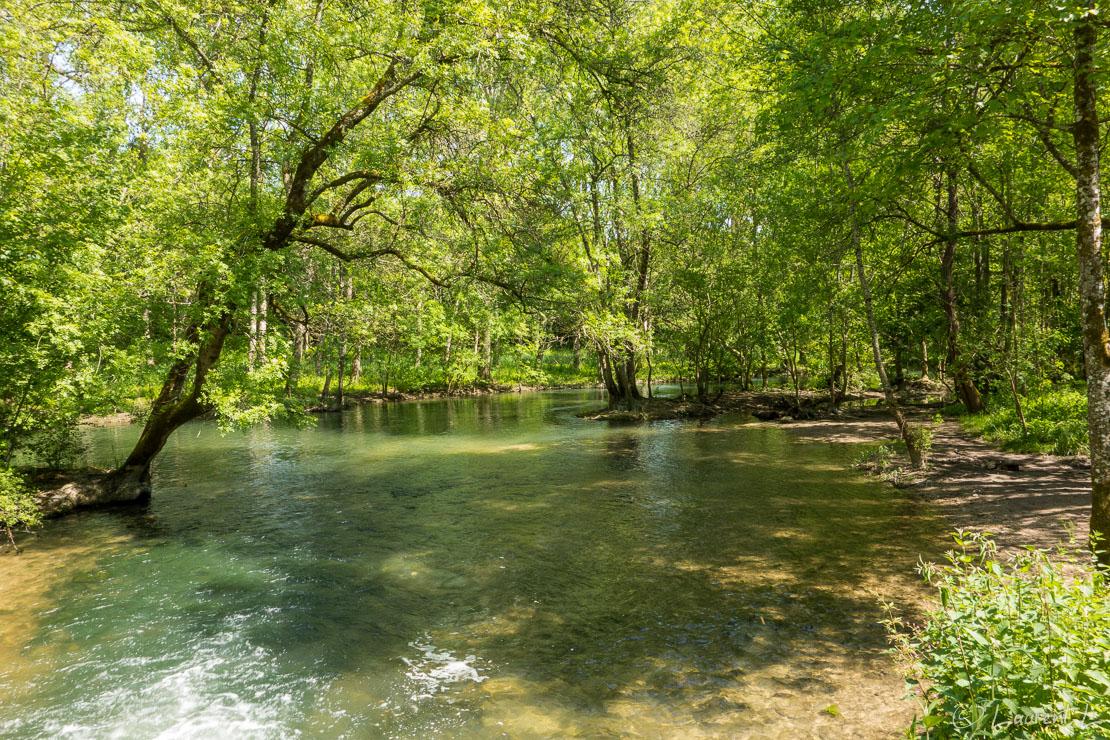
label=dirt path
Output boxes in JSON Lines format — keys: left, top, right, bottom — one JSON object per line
{"left": 775, "top": 408, "right": 1092, "bottom": 557}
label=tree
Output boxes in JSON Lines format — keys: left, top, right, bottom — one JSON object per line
{"left": 58, "top": 0, "right": 531, "bottom": 502}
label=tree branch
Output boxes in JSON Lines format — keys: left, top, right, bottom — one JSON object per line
{"left": 305, "top": 171, "right": 384, "bottom": 208}
{"left": 147, "top": 0, "right": 221, "bottom": 83}
{"left": 263, "top": 62, "right": 422, "bottom": 250}
{"left": 966, "top": 163, "right": 1019, "bottom": 224}
{"left": 289, "top": 236, "right": 447, "bottom": 286}
{"left": 1020, "top": 105, "right": 1079, "bottom": 179}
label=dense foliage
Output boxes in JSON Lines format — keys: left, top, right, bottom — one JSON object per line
{"left": 0, "top": 468, "right": 39, "bottom": 550}
{"left": 887, "top": 533, "right": 1110, "bottom": 739}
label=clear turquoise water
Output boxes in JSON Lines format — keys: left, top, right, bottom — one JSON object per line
{"left": 0, "top": 390, "right": 937, "bottom": 738}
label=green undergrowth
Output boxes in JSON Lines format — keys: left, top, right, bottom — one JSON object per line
{"left": 853, "top": 442, "right": 905, "bottom": 483}
{"left": 953, "top": 389, "right": 1088, "bottom": 456}
{"left": 885, "top": 532, "right": 1110, "bottom": 739}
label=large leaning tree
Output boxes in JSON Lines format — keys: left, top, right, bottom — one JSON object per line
{"left": 48, "top": 0, "right": 539, "bottom": 507}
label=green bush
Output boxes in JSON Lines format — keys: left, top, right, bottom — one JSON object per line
{"left": 24, "top": 411, "right": 87, "bottom": 469}
{"left": 966, "top": 389, "right": 1088, "bottom": 456}
{"left": 0, "top": 467, "right": 41, "bottom": 551}
{"left": 886, "top": 532, "right": 1110, "bottom": 739}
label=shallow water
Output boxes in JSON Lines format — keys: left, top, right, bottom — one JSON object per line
{"left": 0, "top": 390, "right": 939, "bottom": 738}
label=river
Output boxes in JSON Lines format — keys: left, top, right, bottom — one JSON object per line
{"left": 0, "top": 390, "right": 940, "bottom": 738}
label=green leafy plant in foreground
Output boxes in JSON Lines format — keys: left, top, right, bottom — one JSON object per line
{"left": 0, "top": 467, "right": 41, "bottom": 551}
{"left": 885, "top": 532, "right": 1110, "bottom": 739}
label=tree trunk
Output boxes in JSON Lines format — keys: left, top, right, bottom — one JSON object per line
{"left": 845, "top": 160, "right": 924, "bottom": 469}
{"left": 972, "top": 186, "right": 989, "bottom": 309}
{"left": 941, "top": 168, "right": 985, "bottom": 413}
{"left": 336, "top": 338, "right": 346, "bottom": 410}
{"left": 320, "top": 357, "right": 332, "bottom": 403}
{"left": 608, "top": 347, "right": 643, "bottom": 408}
{"left": 1000, "top": 244, "right": 1012, "bottom": 354}
{"left": 284, "top": 322, "right": 305, "bottom": 398}
{"left": 1073, "top": 15, "right": 1110, "bottom": 567}
{"left": 695, "top": 356, "right": 709, "bottom": 402}
{"left": 103, "top": 54, "right": 423, "bottom": 508}
{"left": 598, "top": 348, "right": 620, "bottom": 400}
{"left": 248, "top": 291, "right": 259, "bottom": 372}
{"left": 479, "top": 324, "right": 492, "bottom": 382}
{"left": 257, "top": 290, "right": 268, "bottom": 366}
{"left": 602, "top": 130, "right": 650, "bottom": 410}
{"left": 415, "top": 300, "right": 423, "bottom": 367}
{"left": 111, "top": 306, "right": 235, "bottom": 492}
{"left": 336, "top": 277, "right": 351, "bottom": 409}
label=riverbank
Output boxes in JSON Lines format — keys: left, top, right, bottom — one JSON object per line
{"left": 583, "top": 383, "right": 1092, "bottom": 557}
{"left": 764, "top": 405, "right": 1091, "bottom": 557}
{"left": 582, "top": 383, "right": 1091, "bottom": 557}
{"left": 322, "top": 381, "right": 601, "bottom": 408}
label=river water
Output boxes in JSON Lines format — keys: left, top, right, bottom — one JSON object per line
{"left": 0, "top": 390, "right": 940, "bottom": 738}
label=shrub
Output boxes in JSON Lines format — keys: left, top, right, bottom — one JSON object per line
{"left": 854, "top": 443, "right": 896, "bottom": 472}
{"left": 24, "top": 411, "right": 87, "bottom": 469}
{"left": 0, "top": 467, "right": 41, "bottom": 551}
{"left": 885, "top": 532, "right": 1110, "bottom": 739}
{"left": 853, "top": 443, "right": 912, "bottom": 484}
{"left": 907, "top": 414, "right": 944, "bottom": 463}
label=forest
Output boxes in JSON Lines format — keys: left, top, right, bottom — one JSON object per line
{"left": 3, "top": 0, "right": 1110, "bottom": 737}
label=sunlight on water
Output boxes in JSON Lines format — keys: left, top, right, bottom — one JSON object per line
{"left": 0, "top": 390, "right": 942, "bottom": 738}
{"left": 402, "top": 641, "right": 489, "bottom": 700}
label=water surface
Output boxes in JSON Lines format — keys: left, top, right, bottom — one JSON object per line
{"left": 0, "top": 390, "right": 938, "bottom": 738}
